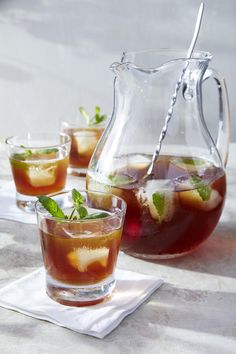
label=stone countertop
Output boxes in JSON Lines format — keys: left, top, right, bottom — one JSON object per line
{"left": 0, "top": 144, "right": 235, "bottom": 354}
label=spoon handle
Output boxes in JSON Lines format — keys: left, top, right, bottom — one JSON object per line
{"left": 146, "top": 2, "right": 205, "bottom": 176}
{"left": 187, "top": 3, "right": 204, "bottom": 58}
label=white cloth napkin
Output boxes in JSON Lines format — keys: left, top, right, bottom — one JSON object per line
{"left": 0, "top": 268, "right": 163, "bottom": 338}
{"left": 0, "top": 181, "right": 37, "bottom": 224}
{"left": 0, "top": 179, "right": 85, "bottom": 224}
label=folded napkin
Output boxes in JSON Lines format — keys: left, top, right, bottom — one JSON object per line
{"left": 0, "top": 179, "right": 85, "bottom": 224}
{"left": 0, "top": 181, "right": 37, "bottom": 224}
{"left": 0, "top": 268, "right": 163, "bottom": 338}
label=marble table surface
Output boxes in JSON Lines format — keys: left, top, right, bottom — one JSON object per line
{"left": 0, "top": 144, "right": 235, "bottom": 354}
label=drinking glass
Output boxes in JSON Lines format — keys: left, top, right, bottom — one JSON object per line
{"left": 61, "top": 120, "right": 104, "bottom": 177}
{"left": 35, "top": 190, "right": 126, "bottom": 306}
{"left": 6, "top": 132, "right": 71, "bottom": 212}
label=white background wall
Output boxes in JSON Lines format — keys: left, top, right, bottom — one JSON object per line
{"left": 0, "top": 0, "right": 235, "bottom": 140}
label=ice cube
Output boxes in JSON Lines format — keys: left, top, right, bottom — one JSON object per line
{"left": 179, "top": 189, "right": 222, "bottom": 211}
{"left": 28, "top": 164, "right": 56, "bottom": 187}
{"left": 74, "top": 131, "right": 98, "bottom": 155}
{"left": 136, "top": 179, "right": 176, "bottom": 223}
{"left": 67, "top": 247, "right": 109, "bottom": 272}
{"left": 173, "top": 176, "right": 195, "bottom": 191}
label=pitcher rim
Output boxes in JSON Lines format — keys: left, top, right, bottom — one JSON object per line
{"left": 109, "top": 49, "right": 212, "bottom": 73}
{"left": 121, "top": 49, "right": 212, "bottom": 61}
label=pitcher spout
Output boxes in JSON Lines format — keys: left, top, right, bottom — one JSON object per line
{"left": 110, "top": 61, "right": 133, "bottom": 75}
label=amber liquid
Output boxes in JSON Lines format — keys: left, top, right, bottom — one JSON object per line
{"left": 63, "top": 127, "right": 104, "bottom": 169}
{"left": 39, "top": 220, "right": 122, "bottom": 285}
{"left": 10, "top": 153, "right": 69, "bottom": 196}
{"left": 87, "top": 155, "right": 226, "bottom": 258}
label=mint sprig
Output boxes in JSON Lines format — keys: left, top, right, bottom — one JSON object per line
{"left": 79, "top": 106, "right": 107, "bottom": 126}
{"left": 38, "top": 189, "right": 109, "bottom": 220}
{"left": 190, "top": 176, "right": 211, "bottom": 201}
{"left": 152, "top": 192, "right": 165, "bottom": 216}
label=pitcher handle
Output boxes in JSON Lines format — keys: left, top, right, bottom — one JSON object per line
{"left": 203, "top": 68, "right": 230, "bottom": 167}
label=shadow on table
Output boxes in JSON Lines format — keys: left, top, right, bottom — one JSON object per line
{"left": 99, "top": 281, "right": 236, "bottom": 351}
{"left": 0, "top": 221, "right": 42, "bottom": 272}
{"left": 138, "top": 221, "right": 236, "bottom": 279}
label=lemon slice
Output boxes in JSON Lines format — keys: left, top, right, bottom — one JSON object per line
{"left": 28, "top": 164, "right": 56, "bottom": 187}
{"left": 67, "top": 247, "right": 109, "bottom": 272}
{"left": 179, "top": 189, "right": 222, "bottom": 211}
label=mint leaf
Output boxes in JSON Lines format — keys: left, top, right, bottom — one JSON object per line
{"left": 190, "top": 176, "right": 211, "bottom": 201}
{"left": 25, "top": 149, "right": 32, "bottom": 157}
{"left": 152, "top": 192, "right": 165, "bottom": 216}
{"left": 13, "top": 149, "right": 32, "bottom": 161}
{"left": 95, "top": 106, "right": 100, "bottom": 114}
{"left": 109, "top": 174, "right": 134, "bottom": 186}
{"left": 38, "top": 196, "right": 66, "bottom": 218}
{"left": 83, "top": 212, "right": 109, "bottom": 220}
{"left": 78, "top": 206, "right": 88, "bottom": 219}
{"left": 37, "top": 148, "right": 58, "bottom": 155}
{"left": 72, "top": 188, "right": 84, "bottom": 210}
{"left": 79, "top": 107, "right": 91, "bottom": 125}
{"left": 181, "top": 158, "right": 205, "bottom": 166}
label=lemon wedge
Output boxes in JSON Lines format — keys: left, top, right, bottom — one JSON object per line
{"left": 179, "top": 189, "right": 222, "bottom": 211}
{"left": 67, "top": 247, "right": 109, "bottom": 272}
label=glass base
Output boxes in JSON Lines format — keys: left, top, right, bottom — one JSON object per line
{"left": 67, "top": 166, "right": 86, "bottom": 178}
{"left": 16, "top": 192, "right": 37, "bottom": 213}
{"left": 46, "top": 273, "right": 116, "bottom": 307}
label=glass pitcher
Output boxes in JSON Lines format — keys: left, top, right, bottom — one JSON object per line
{"left": 86, "top": 50, "right": 230, "bottom": 259}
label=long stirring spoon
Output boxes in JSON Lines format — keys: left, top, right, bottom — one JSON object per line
{"left": 145, "top": 2, "right": 205, "bottom": 178}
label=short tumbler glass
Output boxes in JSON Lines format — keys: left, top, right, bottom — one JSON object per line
{"left": 61, "top": 121, "right": 104, "bottom": 176}
{"left": 35, "top": 190, "right": 126, "bottom": 306}
{"left": 5, "top": 132, "right": 71, "bottom": 212}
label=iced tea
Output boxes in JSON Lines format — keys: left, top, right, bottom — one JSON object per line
{"left": 87, "top": 154, "right": 226, "bottom": 259}
{"left": 36, "top": 190, "right": 126, "bottom": 306}
{"left": 6, "top": 133, "right": 71, "bottom": 212}
{"left": 63, "top": 126, "right": 104, "bottom": 171}
{"left": 9, "top": 150, "right": 69, "bottom": 196}
{"left": 39, "top": 219, "right": 122, "bottom": 285}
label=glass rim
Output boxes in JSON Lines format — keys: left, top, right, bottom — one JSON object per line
{"left": 61, "top": 120, "right": 106, "bottom": 129}
{"left": 5, "top": 132, "right": 71, "bottom": 150}
{"left": 35, "top": 189, "right": 127, "bottom": 224}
